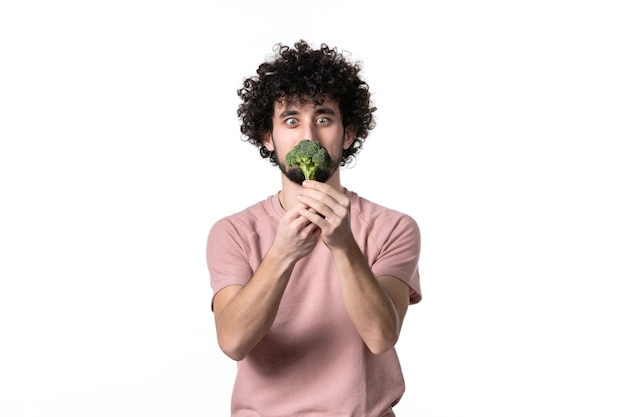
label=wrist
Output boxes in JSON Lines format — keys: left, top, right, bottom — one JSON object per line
{"left": 266, "top": 244, "right": 300, "bottom": 271}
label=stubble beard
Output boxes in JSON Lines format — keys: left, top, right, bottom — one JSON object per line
{"left": 277, "top": 160, "right": 337, "bottom": 185}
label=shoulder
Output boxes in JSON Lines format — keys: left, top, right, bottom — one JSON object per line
{"left": 349, "top": 191, "right": 419, "bottom": 231}
{"left": 348, "top": 190, "right": 421, "bottom": 253}
{"left": 209, "top": 193, "right": 281, "bottom": 240}
{"left": 212, "top": 193, "right": 280, "bottom": 228}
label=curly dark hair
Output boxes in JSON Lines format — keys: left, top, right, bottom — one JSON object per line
{"left": 236, "top": 40, "right": 377, "bottom": 166}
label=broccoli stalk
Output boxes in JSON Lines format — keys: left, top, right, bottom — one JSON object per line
{"left": 285, "top": 140, "right": 333, "bottom": 181}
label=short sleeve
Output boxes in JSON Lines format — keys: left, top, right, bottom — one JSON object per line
{"left": 370, "top": 214, "right": 422, "bottom": 304}
{"left": 206, "top": 217, "right": 254, "bottom": 309}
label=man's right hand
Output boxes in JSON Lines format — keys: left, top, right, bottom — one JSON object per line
{"left": 272, "top": 202, "right": 321, "bottom": 263}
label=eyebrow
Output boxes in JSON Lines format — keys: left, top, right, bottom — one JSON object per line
{"left": 278, "top": 107, "right": 337, "bottom": 119}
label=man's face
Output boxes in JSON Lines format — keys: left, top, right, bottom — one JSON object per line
{"left": 263, "top": 98, "right": 355, "bottom": 184}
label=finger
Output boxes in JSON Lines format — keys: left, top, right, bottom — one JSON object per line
{"left": 297, "top": 206, "right": 319, "bottom": 228}
{"left": 298, "top": 207, "right": 325, "bottom": 228}
{"left": 284, "top": 203, "right": 305, "bottom": 222}
{"left": 302, "top": 180, "right": 345, "bottom": 201}
{"left": 297, "top": 193, "right": 336, "bottom": 220}
{"left": 299, "top": 217, "right": 321, "bottom": 242}
{"left": 299, "top": 185, "right": 348, "bottom": 210}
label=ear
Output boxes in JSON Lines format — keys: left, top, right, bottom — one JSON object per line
{"left": 343, "top": 125, "right": 356, "bottom": 150}
{"left": 261, "top": 131, "right": 274, "bottom": 151}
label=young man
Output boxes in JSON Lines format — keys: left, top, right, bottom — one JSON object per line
{"left": 206, "top": 40, "right": 422, "bottom": 417}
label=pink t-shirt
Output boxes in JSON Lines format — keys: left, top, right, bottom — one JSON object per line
{"left": 207, "top": 190, "right": 421, "bottom": 417}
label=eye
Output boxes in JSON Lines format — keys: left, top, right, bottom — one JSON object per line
{"left": 285, "top": 117, "right": 298, "bottom": 126}
{"left": 317, "top": 116, "right": 330, "bottom": 124}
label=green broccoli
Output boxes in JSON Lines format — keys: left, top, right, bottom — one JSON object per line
{"left": 285, "top": 140, "right": 333, "bottom": 181}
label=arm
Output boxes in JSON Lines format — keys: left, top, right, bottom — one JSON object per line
{"left": 212, "top": 247, "right": 294, "bottom": 361}
{"left": 212, "top": 203, "right": 320, "bottom": 361}
{"left": 297, "top": 181, "right": 411, "bottom": 354}
{"left": 331, "top": 239, "right": 411, "bottom": 354}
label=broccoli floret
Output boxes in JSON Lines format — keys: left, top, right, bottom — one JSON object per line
{"left": 285, "top": 140, "right": 333, "bottom": 181}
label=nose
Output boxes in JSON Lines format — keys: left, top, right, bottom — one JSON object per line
{"left": 301, "top": 121, "right": 316, "bottom": 141}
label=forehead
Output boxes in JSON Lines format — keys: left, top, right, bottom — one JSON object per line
{"left": 273, "top": 96, "right": 341, "bottom": 114}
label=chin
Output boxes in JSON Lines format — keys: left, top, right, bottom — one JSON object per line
{"left": 286, "top": 169, "right": 306, "bottom": 185}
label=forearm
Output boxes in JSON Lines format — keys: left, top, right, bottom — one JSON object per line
{"left": 215, "top": 247, "right": 296, "bottom": 361}
{"left": 331, "top": 240, "right": 401, "bottom": 354}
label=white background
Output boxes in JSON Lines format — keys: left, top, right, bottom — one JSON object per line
{"left": 1, "top": 1, "right": 625, "bottom": 416}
